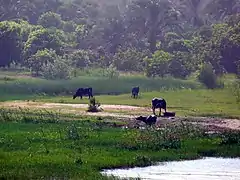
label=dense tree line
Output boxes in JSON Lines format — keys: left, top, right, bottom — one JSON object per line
{"left": 0, "top": 0, "right": 239, "bottom": 81}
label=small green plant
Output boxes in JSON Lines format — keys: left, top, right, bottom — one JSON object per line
{"left": 87, "top": 97, "right": 102, "bottom": 112}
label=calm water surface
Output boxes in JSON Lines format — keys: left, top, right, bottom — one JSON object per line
{"left": 102, "top": 157, "right": 240, "bottom": 180}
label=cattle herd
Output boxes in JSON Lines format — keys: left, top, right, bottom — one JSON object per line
{"left": 73, "top": 86, "right": 175, "bottom": 125}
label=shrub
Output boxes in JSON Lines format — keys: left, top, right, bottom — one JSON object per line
{"left": 87, "top": 97, "right": 102, "bottom": 112}
{"left": 232, "top": 80, "right": 240, "bottom": 104}
{"left": 220, "top": 130, "right": 240, "bottom": 145}
{"left": 68, "top": 50, "right": 91, "bottom": 68}
{"left": 103, "top": 64, "right": 119, "bottom": 79}
{"left": 198, "top": 63, "right": 222, "bottom": 89}
{"left": 112, "top": 48, "right": 148, "bottom": 72}
{"left": 27, "top": 48, "right": 57, "bottom": 76}
{"left": 41, "top": 57, "right": 72, "bottom": 80}
{"left": 168, "top": 59, "right": 189, "bottom": 79}
{"left": 144, "top": 50, "right": 172, "bottom": 77}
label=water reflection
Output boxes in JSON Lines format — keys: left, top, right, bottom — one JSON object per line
{"left": 102, "top": 157, "right": 240, "bottom": 180}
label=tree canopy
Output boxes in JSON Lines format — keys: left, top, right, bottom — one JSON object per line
{"left": 0, "top": 0, "right": 239, "bottom": 80}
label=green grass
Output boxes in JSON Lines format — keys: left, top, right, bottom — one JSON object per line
{"left": 0, "top": 71, "right": 239, "bottom": 118}
{"left": 0, "top": 74, "right": 202, "bottom": 96}
{"left": 0, "top": 109, "right": 240, "bottom": 179}
{"left": 11, "top": 89, "right": 238, "bottom": 118}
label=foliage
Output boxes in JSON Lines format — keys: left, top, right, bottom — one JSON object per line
{"left": 41, "top": 57, "right": 72, "bottom": 80}
{"left": 198, "top": 63, "right": 221, "bottom": 89}
{"left": 145, "top": 50, "right": 172, "bottom": 77}
{"left": 104, "top": 64, "right": 120, "bottom": 79}
{"left": 37, "top": 11, "right": 63, "bottom": 29}
{"left": 0, "top": 110, "right": 240, "bottom": 179}
{"left": 23, "top": 28, "right": 63, "bottom": 59}
{"left": 220, "top": 130, "right": 240, "bottom": 145}
{"left": 68, "top": 50, "right": 93, "bottom": 68}
{"left": 231, "top": 80, "right": 240, "bottom": 104}
{"left": 0, "top": 0, "right": 239, "bottom": 80}
{"left": 87, "top": 97, "right": 102, "bottom": 112}
{"left": 0, "top": 21, "right": 24, "bottom": 66}
{"left": 113, "top": 48, "right": 149, "bottom": 72}
{"left": 26, "top": 48, "right": 57, "bottom": 76}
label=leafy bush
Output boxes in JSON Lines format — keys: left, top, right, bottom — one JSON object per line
{"left": 220, "top": 130, "right": 240, "bottom": 145}
{"left": 103, "top": 64, "right": 120, "bottom": 79}
{"left": 41, "top": 57, "right": 72, "bottom": 80}
{"left": 198, "top": 63, "right": 222, "bottom": 89}
{"left": 68, "top": 50, "right": 98, "bottom": 68}
{"left": 27, "top": 48, "right": 57, "bottom": 76}
{"left": 113, "top": 48, "right": 148, "bottom": 72}
{"left": 144, "top": 50, "right": 172, "bottom": 77}
{"left": 168, "top": 59, "right": 189, "bottom": 79}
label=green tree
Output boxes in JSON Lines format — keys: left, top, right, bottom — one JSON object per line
{"left": 0, "top": 21, "right": 24, "bottom": 66}
{"left": 198, "top": 63, "right": 219, "bottom": 89}
{"left": 113, "top": 48, "right": 149, "bottom": 72}
{"left": 26, "top": 48, "right": 57, "bottom": 76}
{"left": 145, "top": 50, "right": 172, "bottom": 77}
{"left": 126, "top": 0, "right": 181, "bottom": 53}
{"left": 37, "top": 12, "right": 63, "bottom": 29}
{"left": 68, "top": 50, "right": 92, "bottom": 68}
{"left": 23, "top": 28, "right": 63, "bottom": 59}
{"left": 41, "top": 58, "right": 71, "bottom": 80}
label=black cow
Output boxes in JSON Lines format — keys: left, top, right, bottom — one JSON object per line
{"left": 152, "top": 98, "right": 167, "bottom": 116}
{"left": 136, "top": 115, "right": 157, "bottom": 126}
{"left": 73, "top": 87, "right": 93, "bottom": 99}
{"left": 131, "top": 86, "right": 139, "bottom": 98}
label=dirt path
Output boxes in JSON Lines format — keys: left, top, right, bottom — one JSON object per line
{"left": 1, "top": 101, "right": 240, "bottom": 131}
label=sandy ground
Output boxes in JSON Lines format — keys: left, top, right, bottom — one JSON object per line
{"left": 1, "top": 101, "right": 240, "bottom": 131}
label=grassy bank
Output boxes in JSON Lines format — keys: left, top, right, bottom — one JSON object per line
{"left": 0, "top": 109, "right": 240, "bottom": 179}
{"left": 0, "top": 74, "right": 202, "bottom": 96}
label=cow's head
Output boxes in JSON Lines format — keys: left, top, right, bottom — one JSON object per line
{"left": 136, "top": 116, "right": 147, "bottom": 121}
{"left": 73, "top": 94, "right": 77, "bottom": 99}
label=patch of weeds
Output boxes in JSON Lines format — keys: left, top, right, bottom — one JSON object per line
{"left": 87, "top": 97, "right": 103, "bottom": 112}
{"left": 67, "top": 124, "right": 80, "bottom": 140}
{"left": 220, "top": 130, "right": 240, "bottom": 145}
{"left": 132, "top": 155, "right": 152, "bottom": 167}
{"left": 121, "top": 122, "right": 207, "bottom": 151}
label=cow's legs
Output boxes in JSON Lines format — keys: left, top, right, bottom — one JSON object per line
{"left": 152, "top": 107, "right": 156, "bottom": 115}
{"left": 159, "top": 108, "right": 161, "bottom": 117}
{"left": 80, "top": 96, "right": 83, "bottom": 99}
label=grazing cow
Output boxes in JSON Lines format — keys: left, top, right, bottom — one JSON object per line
{"left": 73, "top": 87, "right": 93, "bottom": 99}
{"left": 136, "top": 115, "right": 157, "bottom": 126}
{"left": 152, "top": 98, "right": 167, "bottom": 116}
{"left": 131, "top": 86, "right": 139, "bottom": 98}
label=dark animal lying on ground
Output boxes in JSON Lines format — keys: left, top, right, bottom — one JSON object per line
{"left": 163, "top": 112, "right": 176, "bottom": 117}
{"left": 131, "top": 86, "right": 139, "bottom": 98}
{"left": 152, "top": 97, "right": 167, "bottom": 116}
{"left": 73, "top": 87, "right": 93, "bottom": 99}
{"left": 136, "top": 115, "right": 157, "bottom": 126}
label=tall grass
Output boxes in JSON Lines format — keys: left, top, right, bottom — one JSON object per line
{"left": 0, "top": 75, "right": 203, "bottom": 96}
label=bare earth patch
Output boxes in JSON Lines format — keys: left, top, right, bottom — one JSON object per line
{"left": 0, "top": 101, "right": 240, "bottom": 131}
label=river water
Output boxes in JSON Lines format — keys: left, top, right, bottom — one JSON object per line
{"left": 102, "top": 157, "right": 240, "bottom": 180}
